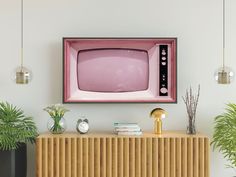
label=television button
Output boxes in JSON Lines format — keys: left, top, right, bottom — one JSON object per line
{"left": 162, "top": 57, "right": 166, "bottom": 60}
{"left": 160, "top": 87, "right": 168, "bottom": 94}
{"left": 162, "top": 62, "right": 166, "bottom": 66}
{"left": 162, "top": 50, "right": 166, "bottom": 55}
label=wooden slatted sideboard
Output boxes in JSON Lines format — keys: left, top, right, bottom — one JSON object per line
{"left": 36, "top": 131, "right": 209, "bottom": 177}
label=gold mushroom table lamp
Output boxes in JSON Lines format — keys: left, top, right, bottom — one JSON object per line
{"left": 150, "top": 108, "right": 167, "bottom": 134}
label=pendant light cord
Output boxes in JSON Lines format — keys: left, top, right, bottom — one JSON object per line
{"left": 21, "top": 0, "right": 24, "bottom": 69}
{"left": 223, "top": 0, "right": 225, "bottom": 70}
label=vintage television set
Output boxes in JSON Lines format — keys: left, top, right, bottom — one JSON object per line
{"left": 63, "top": 38, "right": 177, "bottom": 103}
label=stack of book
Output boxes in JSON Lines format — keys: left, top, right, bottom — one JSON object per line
{"left": 114, "top": 123, "right": 142, "bottom": 135}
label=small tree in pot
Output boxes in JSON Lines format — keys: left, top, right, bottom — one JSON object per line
{"left": 0, "top": 102, "right": 38, "bottom": 177}
{"left": 212, "top": 103, "right": 236, "bottom": 172}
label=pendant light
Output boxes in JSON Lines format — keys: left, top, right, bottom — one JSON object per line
{"left": 14, "top": 0, "right": 32, "bottom": 84}
{"left": 214, "top": 0, "right": 234, "bottom": 84}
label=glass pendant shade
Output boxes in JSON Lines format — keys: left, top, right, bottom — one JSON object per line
{"left": 214, "top": 66, "right": 234, "bottom": 84}
{"left": 14, "top": 66, "right": 32, "bottom": 84}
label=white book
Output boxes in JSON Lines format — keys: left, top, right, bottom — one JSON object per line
{"left": 114, "top": 123, "right": 140, "bottom": 129}
{"left": 114, "top": 123, "right": 138, "bottom": 126}
{"left": 115, "top": 128, "right": 141, "bottom": 132}
{"left": 117, "top": 131, "right": 142, "bottom": 136}
{"left": 114, "top": 126, "right": 140, "bottom": 130}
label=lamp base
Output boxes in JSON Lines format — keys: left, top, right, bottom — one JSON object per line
{"left": 154, "top": 118, "right": 162, "bottom": 134}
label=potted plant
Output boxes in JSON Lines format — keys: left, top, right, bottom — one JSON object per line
{"left": 0, "top": 101, "right": 38, "bottom": 177}
{"left": 212, "top": 103, "right": 236, "bottom": 171}
{"left": 44, "top": 104, "right": 69, "bottom": 134}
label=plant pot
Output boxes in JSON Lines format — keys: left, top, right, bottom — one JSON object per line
{"left": 0, "top": 143, "right": 27, "bottom": 177}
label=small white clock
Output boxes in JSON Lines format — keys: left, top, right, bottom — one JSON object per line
{"left": 76, "top": 118, "right": 89, "bottom": 134}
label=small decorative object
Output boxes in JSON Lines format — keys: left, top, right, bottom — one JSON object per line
{"left": 114, "top": 123, "right": 142, "bottom": 135}
{"left": 214, "top": 0, "right": 234, "bottom": 84}
{"left": 150, "top": 108, "right": 167, "bottom": 134}
{"left": 182, "top": 85, "right": 200, "bottom": 134}
{"left": 76, "top": 118, "right": 89, "bottom": 134}
{"left": 63, "top": 38, "right": 177, "bottom": 103}
{"left": 0, "top": 101, "right": 38, "bottom": 177}
{"left": 43, "top": 104, "right": 69, "bottom": 134}
{"left": 14, "top": 0, "right": 32, "bottom": 84}
{"left": 212, "top": 103, "right": 236, "bottom": 171}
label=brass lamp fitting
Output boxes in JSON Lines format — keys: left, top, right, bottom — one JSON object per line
{"left": 150, "top": 108, "right": 166, "bottom": 134}
{"left": 16, "top": 70, "right": 30, "bottom": 84}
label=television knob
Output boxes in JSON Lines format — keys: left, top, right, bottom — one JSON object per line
{"left": 162, "top": 57, "right": 166, "bottom": 60}
{"left": 162, "top": 62, "right": 166, "bottom": 66}
{"left": 160, "top": 87, "right": 168, "bottom": 94}
{"left": 162, "top": 50, "right": 166, "bottom": 55}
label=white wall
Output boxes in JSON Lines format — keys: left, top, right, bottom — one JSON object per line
{"left": 0, "top": 0, "right": 236, "bottom": 176}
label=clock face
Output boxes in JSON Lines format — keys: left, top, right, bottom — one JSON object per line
{"left": 78, "top": 121, "right": 89, "bottom": 133}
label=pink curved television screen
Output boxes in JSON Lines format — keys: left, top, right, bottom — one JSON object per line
{"left": 63, "top": 38, "right": 177, "bottom": 103}
{"left": 77, "top": 49, "right": 149, "bottom": 92}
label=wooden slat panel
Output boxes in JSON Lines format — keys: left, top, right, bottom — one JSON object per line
{"left": 124, "top": 138, "right": 129, "bottom": 177}
{"left": 118, "top": 138, "right": 124, "bottom": 177}
{"left": 153, "top": 138, "right": 158, "bottom": 177}
{"left": 101, "top": 138, "right": 106, "bottom": 177}
{"left": 193, "top": 138, "right": 199, "bottom": 177}
{"left": 176, "top": 138, "right": 181, "bottom": 177}
{"left": 164, "top": 138, "right": 170, "bottom": 177}
{"left": 71, "top": 138, "right": 77, "bottom": 177}
{"left": 65, "top": 138, "right": 71, "bottom": 177}
{"left": 42, "top": 138, "right": 48, "bottom": 177}
{"left": 141, "top": 138, "right": 147, "bottom": 177}
{"left": 135, "top": 138, "right": 141, "bottom": 177}
{"left": 187, "top": 138, "right": 193, "bottom": 177}
{"left": 54, "top": 138, "right": 60, "bottom": 177}
{"left": 52, "top": 137, "right": 60, "bottom": 177}
{"left": 181, "top": 138, "right": 187, "bottom": 177}
{"left": 77, "top": 138, "right": 83, "bottom": 177}
{"left": 48, "top": 138, "right": 53, "bottom": 177}
{"left": 159, "top": 138, "right": 164, "bottom": 177}
{"left": 129, "top": 138, "right": 135, "bottom": 177}
{"left": 106, "top": 138, "right": 112, "bottom": 177}
{"left": 204, "top": 138, "right": 210, "bottom": 177}
{"left": 83, "top": 138, "right": 89, "bottom": 177}
{"left": 36, "top": 138, "right": 42, "bottom": 177}
{"left": 95, "top": 138, "right": 100, "bottom": 177}
{"left": 36, "top": 134, "right": 209, "bottom": 177}
{"left": 89, "top": 138, "right": 94, "bottom": 177}
{"left": 60, "top": 138, "right": 66, "bottom": 177}
{"left": 147, "top": 138, "right": 152, "bottom": 177}
{"left": 199, "top": 138, "right": 204, "bottom": 177}
{"left": 170, "top": 138, "right": 175, "bottom": 177}
{"left": 112, "top": 138, "right": 118, "bottom": 177}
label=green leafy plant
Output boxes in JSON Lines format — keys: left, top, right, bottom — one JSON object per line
{"left": 43, "top": 104, "right": 69, "bottom": 133}
{"left": 212, "top": 103, "right": 236, "bottom": 169}
{"left": 0, "top": 102, "right": 38, "bottom": 150}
